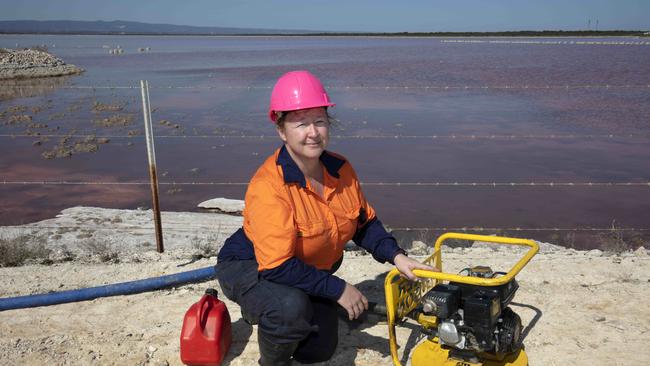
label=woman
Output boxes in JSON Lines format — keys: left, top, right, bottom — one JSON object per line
{"left": 215, "top": 70, "right": 434, "bottom": 365}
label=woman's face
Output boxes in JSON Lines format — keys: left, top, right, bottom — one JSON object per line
{"left": 277, "top": 107, "right": 330, "bottom": 162}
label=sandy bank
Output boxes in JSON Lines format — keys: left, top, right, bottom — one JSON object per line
{"left": 1, "top": 206, "right": 649, "bottom": 365}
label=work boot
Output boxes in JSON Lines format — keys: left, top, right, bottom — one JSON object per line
{"left": 257, "top": 328, "right": 299, "bottom": 366}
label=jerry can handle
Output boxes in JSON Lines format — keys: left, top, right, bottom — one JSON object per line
{"left": 195, "top": 288, "right": 219, "bottom": 330}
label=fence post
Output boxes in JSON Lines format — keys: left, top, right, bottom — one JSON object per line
{"left": 140, "top": 80, "right": 164, "bottom": 253}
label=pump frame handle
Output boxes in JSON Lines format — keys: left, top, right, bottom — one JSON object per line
{"left": 383, "top": 232, "right": 539, "bottom": 366}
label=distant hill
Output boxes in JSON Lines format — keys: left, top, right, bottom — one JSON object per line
{"left": 0, "top": 20, "right": 317, "bottom": 35}
{"left": 0, "top": 20, "right": 644, "bottom": 37}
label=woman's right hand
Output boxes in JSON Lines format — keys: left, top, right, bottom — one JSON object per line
{"left": 337, "top": 283, "right": 368, "bottom": 320}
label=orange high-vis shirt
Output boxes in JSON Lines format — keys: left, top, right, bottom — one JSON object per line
{"left": 243, "top": 147, "right": 376, "bottom": 271}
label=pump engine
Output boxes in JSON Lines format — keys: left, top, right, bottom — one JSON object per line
{"left": 420, "top": 266, "right": 522, "bottom": 354}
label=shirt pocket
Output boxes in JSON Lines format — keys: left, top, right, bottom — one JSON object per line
{"left": 296, "top": 221, "right": 328, "bottom": 239}
{"left": 343, "top": 204, "right": 363, "bottom": 224}
{"left": 339, "top": 205, "right": 362, "bottom": 242}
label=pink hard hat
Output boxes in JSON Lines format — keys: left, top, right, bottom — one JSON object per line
{"left": 268, "top": 70, "right": 335, "bottom": 122}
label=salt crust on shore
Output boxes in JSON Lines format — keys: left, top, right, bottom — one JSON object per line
{"left": 0, "top": 48, "right": 83, "bottom": 80}
{"left": 1, "top": 206, "right": 649, "bottom": 365}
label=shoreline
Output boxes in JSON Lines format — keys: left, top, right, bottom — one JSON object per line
{"left": 0, "top": 204, "right": 645, "bottom": 266}
{"left": 0, "top": 64, "right": 84, "bottom": 80}
{"left": 2, "top": 31, "right": 647, "bottom": 38}
{"left": 0, "top": 205, "right": 648, "bottom": 365}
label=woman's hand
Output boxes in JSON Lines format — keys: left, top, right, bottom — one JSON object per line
{"left": 394, "top": 253, "right": 439, "bottom": 281}
{"left": 337, "top": 282, "right": 368, "bottom": 320}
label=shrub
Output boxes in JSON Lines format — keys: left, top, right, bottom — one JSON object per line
{"left": 191, "top": 227, "right": 223, "bottom": 259}
{"left": 82, "top": 239, "right": 119, "bottom": 263}
{"left": 0, "top": 235, "right": 51, "bottom": 267}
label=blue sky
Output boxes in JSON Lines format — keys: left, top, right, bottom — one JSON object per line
{"left": 1, "top": 0, "right": 648, "bottom": 32}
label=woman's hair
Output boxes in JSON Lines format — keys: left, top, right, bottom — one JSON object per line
{"left": 275, "top": 108, "right": 338, "bottom": 130}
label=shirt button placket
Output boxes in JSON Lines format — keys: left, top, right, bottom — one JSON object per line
{"left": 325, "top": 206, "right": 339, "bottom": 243}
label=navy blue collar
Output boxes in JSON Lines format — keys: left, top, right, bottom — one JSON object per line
{"left": 276, "top": 145, "right": 346, "bottom": 188}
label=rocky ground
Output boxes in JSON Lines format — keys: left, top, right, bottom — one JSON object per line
{"left": 0, "top": 48, "right": 83, "bottom": 80}
{"left": 1, "top": 205, "right": 649, "bottom": 365}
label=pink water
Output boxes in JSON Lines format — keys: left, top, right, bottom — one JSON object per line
{"left": 1, "top": 35, "right": 649, "bottom": 248}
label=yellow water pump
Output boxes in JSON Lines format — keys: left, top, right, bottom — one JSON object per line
{"left": 384, "top": 233, "right": 539, "bottom": 366}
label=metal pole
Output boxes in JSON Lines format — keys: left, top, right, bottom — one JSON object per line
{"left": 140, "top": 80, "right": 164, "bottom": 253}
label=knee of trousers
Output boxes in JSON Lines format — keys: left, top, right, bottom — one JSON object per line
{"left": 258, "top": 288, "right": 314, "bottom": 342}
{"left": 214, "top": 260, "right": 258, "bottom": 302}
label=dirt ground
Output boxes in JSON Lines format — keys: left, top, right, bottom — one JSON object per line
{"left": 1, "top": 207, "right": 649, "bottom": 365}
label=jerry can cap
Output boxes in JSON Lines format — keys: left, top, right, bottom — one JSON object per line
{"left": 205, "top": 288, "right": 219, "bottom": 297}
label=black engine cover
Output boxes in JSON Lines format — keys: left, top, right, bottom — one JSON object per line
{"left": 423, "top": 284, "right": 461, "bottom": 318}
{"left": 463, "top": 291, "right": 500, "bottom": 328}
{"left": 463, "top": 291, "right": 501, "bottom": 350}
{"left": 451, "top": 278, "right": 519, "bottom": 309}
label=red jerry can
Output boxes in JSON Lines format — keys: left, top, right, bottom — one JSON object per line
{"left": 180, "top": 288, "right": 232, "bottom": 366}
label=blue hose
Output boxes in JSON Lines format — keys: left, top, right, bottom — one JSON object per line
{"left": 0, "top": 265, "right": 217, "bottom": 312}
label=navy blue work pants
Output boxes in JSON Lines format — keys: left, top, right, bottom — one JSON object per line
{"left": 215, "top": 259, "right": 339, "bottom": 363}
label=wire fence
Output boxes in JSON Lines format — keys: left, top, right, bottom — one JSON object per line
{"left": 389, "top": 226, "right": 650, "bottom": 232}
{"left": 2, "top": 133, "right": 650, "bottom": 140}
{"left": 2, "top": 180, "right": 650, "bottom": 187}
{"left": 3, "top": 223, "right": 649, "bottom": 233}
{"left": 6, "top": 84, "right": 650, "bottom": 90}
{"left": 2, "top": 81, "right": 650, "bottom": 239}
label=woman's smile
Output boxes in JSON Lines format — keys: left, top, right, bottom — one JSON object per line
{"left": 277, "top": 107, "right": 330, "bottom": 162}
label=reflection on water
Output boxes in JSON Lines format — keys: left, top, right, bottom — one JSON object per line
{"left": 0, "top": 75, "right": 75, "bottom": 101}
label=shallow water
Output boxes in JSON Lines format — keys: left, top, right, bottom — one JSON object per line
{"left": 1, "top": 35, "right": 649, "bottom": 248}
